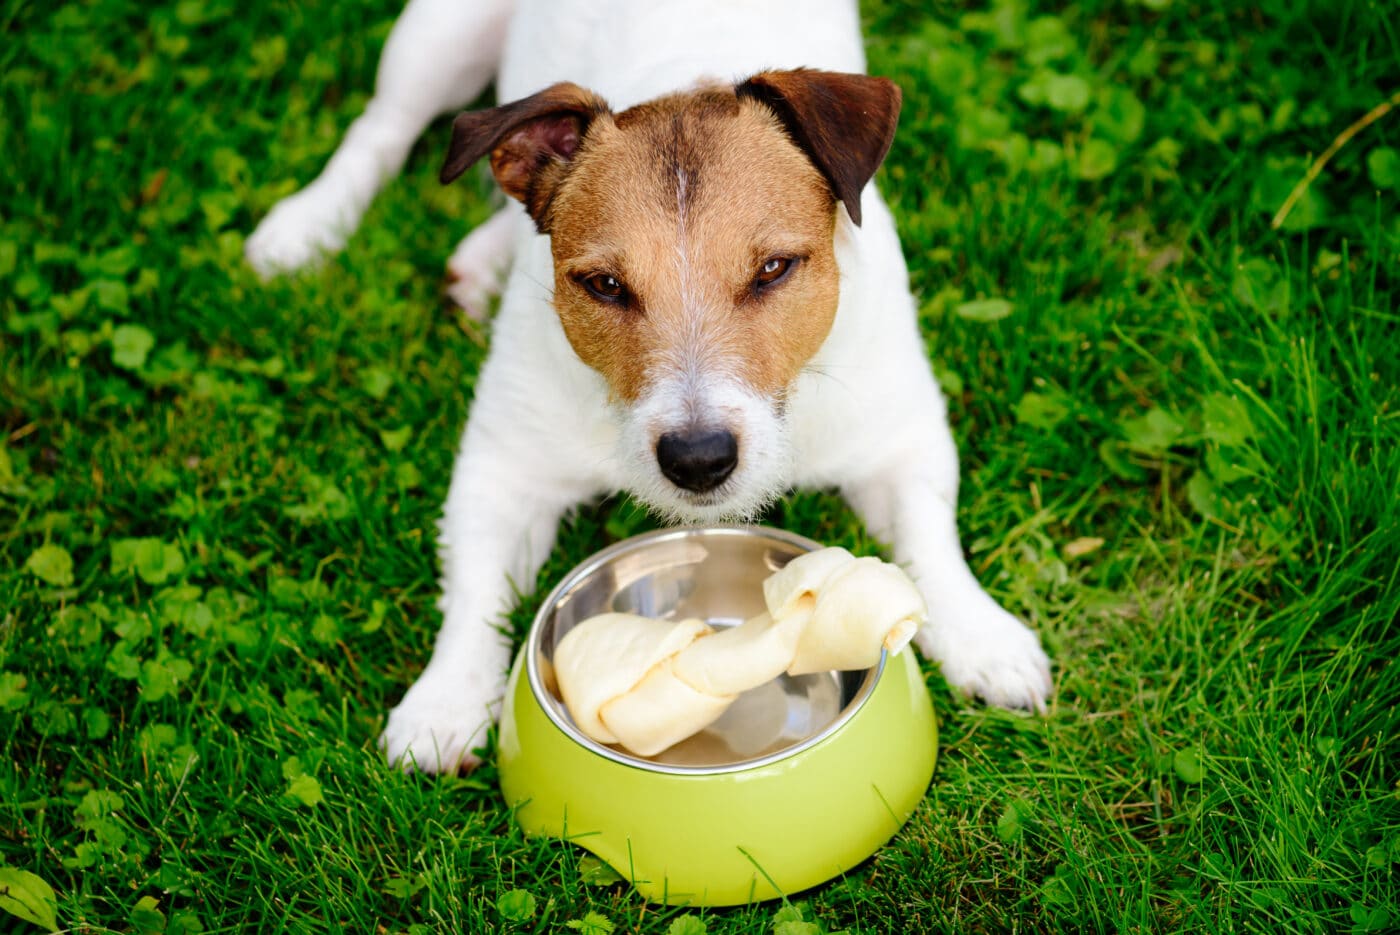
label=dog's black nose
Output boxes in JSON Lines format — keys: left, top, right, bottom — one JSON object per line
{"left": 656, "top": 429, "right": 738, "bottom": 493}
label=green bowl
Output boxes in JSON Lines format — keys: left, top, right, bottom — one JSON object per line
{"left": 497, "top": 526, "right": 937, "bottom": 906}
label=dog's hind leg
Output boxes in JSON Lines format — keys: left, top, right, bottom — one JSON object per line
{"left": 842, "top": 422, "right": 1053, "bottom": 713}
{"left": 445, "top": 206, "right": 522, "bottom": 320}
{"left": 246, "top": 0, "right": 515, "bottom": 277}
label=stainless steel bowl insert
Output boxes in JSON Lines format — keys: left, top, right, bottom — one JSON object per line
{"left": 525, "top": 526, "right": 884, "bottom": 774}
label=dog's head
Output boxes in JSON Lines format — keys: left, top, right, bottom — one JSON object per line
{"left": 442, "top": 70, "right": 901, "bottom": 522}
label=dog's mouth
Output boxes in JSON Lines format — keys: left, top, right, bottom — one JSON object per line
{"left": 670, "top": 487, "right": 728, "bottom": 512}
{"left": 616, "top": 376, "right": 794, "bottom": 525}
{"left": 649, "top": 483, "right": 775, "bottom": 526}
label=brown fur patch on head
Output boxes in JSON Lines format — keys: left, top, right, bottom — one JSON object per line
{"left": 545, "top": 86, "right": 843, "bottom": 405}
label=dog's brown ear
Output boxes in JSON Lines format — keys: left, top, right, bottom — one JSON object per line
{"left": 441, "top": 82, "right": 611, "bottom": 226}
{"left": 737, "top": 69, "right": 901, "bottom": 226}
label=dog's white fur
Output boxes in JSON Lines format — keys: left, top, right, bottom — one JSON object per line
{"left": 248, "top": 0, "right": 1053, "bottom": 772}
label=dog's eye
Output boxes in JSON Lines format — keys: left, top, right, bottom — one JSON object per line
{"left": 580, "top": 273, "right": 627, "bottom": 304}
{"left": 754, "top": 256, "right": 795, "bottom": 289}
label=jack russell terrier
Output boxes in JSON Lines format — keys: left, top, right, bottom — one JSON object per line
{"left": 246, "top": 0, "right": 1053, "bottom": 772}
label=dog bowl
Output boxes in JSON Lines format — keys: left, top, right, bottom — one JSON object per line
{"left": 497, "top": 526, "right": 937, "bottom": 906}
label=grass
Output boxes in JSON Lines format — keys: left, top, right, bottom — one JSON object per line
{"left": 2, "top": 0, "right": 1398, "bottom": 931}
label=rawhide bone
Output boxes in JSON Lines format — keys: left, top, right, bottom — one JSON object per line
{"left": 553, "top": 547, "right": 926, "bottom": 756}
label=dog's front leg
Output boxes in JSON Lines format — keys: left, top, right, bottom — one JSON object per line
{"left": 843, "top": 430, "right": 1053, "bottom": 712}
{"left": 380, "top": 425, "right": 588, "bottom": 773}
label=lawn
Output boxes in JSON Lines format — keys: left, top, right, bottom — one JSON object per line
{"left": 3, "top": 0, "right": 1398, "bottom": 932}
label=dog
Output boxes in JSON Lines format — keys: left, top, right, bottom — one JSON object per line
{"left": 246, "top": 0, "right": 1053, "bottom": 773}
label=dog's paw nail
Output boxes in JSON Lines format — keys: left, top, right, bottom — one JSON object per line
{"left": 920, "top": 604, "right": 1054, "bottom": 713}
{"left": 380, "top": 678, "right": 496, "bottom": 775}
{"left": 444, "top": 235, "right": 507, "bottom": 319}
{"left": 380, "top": 718, "right": 485, "bottom": 774}
{"left": 444, "top": 270, "right": 494, "bottom": 321}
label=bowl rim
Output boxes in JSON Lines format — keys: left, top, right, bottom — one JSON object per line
{"left": 524, "top": 524, "right": 888, "bottom": 776}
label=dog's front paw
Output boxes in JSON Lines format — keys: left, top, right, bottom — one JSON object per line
{"left": 916, "top": 599, "right": 1052, "bottom": 712}
{"left": 245, "top": 185, "right": 353, "bottom": 279}
{"left": 380, "top": 673, "right": 498, "bottom": 774}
